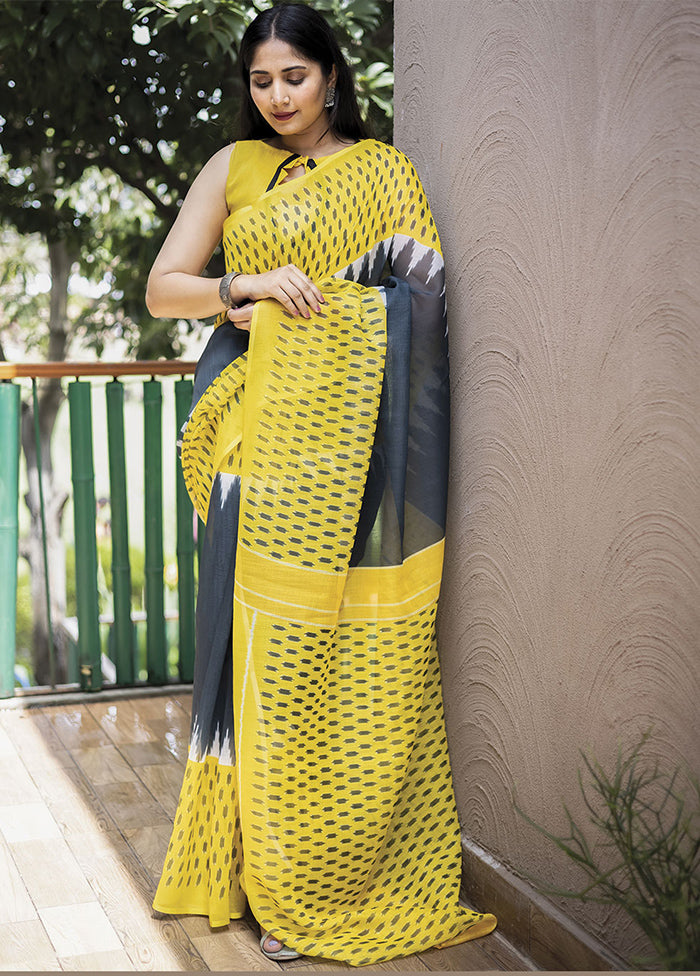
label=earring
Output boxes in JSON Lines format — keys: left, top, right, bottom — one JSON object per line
{"left": 324, "top": 86, "right": 336, "bottom": 109}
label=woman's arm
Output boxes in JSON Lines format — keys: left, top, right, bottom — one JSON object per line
{"left": 146, "top": 143, "right": 326, "bottom": 322}
{"left": 146, "top": 144, "right": 268, "bottom": 320}
{"left": 145, "top": 144, "right": 237, "bottom": 319}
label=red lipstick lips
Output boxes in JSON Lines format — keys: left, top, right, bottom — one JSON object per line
{"left": 272, "top": 111, "right": 296, "bottom": 121}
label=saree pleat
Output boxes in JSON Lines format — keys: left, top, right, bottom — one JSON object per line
{"left": 153, "top": 139, "right": 496, "bottom": 964}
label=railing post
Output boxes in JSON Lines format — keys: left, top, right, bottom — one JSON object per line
{"left": 68, "top": 380, "right": 102, "bottom": 691}
{"left": 144, "top": 379, "right": 167, "bottom": 683}
{"left": 0, "top": 382, "right": 20, "bottom": 699}
{"left": 31, "top": 379, "right": 56, "bottom": 687}
{"left": 175, "top": 378, "right": 195, "bottom": 682}
{"left": 106, "top": 380, "right": 135, "bottom": 684}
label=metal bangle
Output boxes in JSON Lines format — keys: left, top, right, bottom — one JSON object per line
{"left": 219, "top": 271, "right": 242, "bottom": 309}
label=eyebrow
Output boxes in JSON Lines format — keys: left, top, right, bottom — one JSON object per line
{"left": 250, "top": 65, "right": 308, "bottom": 75}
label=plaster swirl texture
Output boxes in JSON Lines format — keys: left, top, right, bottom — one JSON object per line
{"left": 394, "top": 0, "right": 700, "bottom": 961}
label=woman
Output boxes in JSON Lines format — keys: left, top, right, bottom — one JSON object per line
{"left": 147, "top": 3, "right": 496, "bottom": 966}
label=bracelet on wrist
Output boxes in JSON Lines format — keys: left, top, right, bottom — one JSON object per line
{"left": 219, "top": 271, "right": 243, "bottom": 309}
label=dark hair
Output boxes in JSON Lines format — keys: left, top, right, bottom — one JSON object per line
{"left": 238, "top": 3, "right": 369, "bottom": 143}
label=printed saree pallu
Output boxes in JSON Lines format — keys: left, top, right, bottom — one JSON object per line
{"left": 153, "top": 139, "right": 496, "bottom": 965}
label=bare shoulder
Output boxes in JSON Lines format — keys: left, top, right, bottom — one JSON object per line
{"left": 195, "top": 142, "right": 236, "bottom": 184}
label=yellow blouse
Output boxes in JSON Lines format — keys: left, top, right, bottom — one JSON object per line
{"left": 225, "top": 138, "right": 360, "bottom": 215}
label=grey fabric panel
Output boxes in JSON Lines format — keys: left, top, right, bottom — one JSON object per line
{"left": 189, "top": 471, "right": 240, "bottom": 761}
{"left": 350, "top": 276, "right": 412, "bottom": 566}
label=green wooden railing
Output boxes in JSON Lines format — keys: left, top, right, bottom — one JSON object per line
{"left": 0, "top": 361, "right": 198, "bottom": 698}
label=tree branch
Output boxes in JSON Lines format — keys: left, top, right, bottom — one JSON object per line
{"left": 106, "top": 154, "right": 177, "bottom": 222}
{"left": 131, "top": 139, "right": 190, "bottom": 204}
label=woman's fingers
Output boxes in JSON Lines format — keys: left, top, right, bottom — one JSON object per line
{"left": 261, "top": 265, "right": 325, "bottom": 316}
{"left": 280, "top": 279, "right": 316, "bottom": 318}
{"left": 237, "top": 265, "right": 325, "bottom": 317}
{"left": 288, "top": 270, "right": 324, "bottom": 313}
{"left": 227, "top": 303, "right": 254, "bottom": 331}
{"left": 275, "top": 287, "right": 303, "bottom": 317}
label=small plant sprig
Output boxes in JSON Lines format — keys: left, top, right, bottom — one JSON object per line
{"left": 517, "top": 731, "right": 700, "bottom": 970}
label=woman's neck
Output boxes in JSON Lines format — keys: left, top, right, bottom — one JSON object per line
{"left": 271, "top": 127, "right": 352, "bottom": 160}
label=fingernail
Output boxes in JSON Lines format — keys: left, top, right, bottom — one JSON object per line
{"left": 316, "top": 306, "right": 321, "bottom": 313}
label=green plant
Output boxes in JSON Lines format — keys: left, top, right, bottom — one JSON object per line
{"left": 14, "top": 561, "right": 35, "bottom": 685}
{"left": 518, "top": 732, "right": 700, "bottom": 970}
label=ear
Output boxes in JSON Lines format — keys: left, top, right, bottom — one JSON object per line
{"left": 328, "top": 64, "right": 338, "bottom": 87}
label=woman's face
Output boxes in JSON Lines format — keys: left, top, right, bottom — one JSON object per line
{"left": 249, "top": 37, "right": 336, "bottom": 140}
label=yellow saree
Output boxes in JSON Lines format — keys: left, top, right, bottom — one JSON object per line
{"left": 153, "top": 139, "right": 496, "bottom": 965}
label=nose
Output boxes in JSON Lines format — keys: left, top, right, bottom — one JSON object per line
{"left": 270, "top": 83, "right": 289, "bottom": 107}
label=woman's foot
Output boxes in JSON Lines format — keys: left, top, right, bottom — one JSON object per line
{"left": 260, "top": 929, "right": 302, "bottom": 961}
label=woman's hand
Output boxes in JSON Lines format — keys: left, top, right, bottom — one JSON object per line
{"left": 227, "top": 302, "right": 256, "bottom": 332}
{"left": 232, "top": 264, "right": 324, "bottom": 318}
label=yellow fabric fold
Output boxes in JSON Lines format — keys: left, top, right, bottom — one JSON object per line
{"left": 154, "top": 138, "right": 496, "bottom": 965}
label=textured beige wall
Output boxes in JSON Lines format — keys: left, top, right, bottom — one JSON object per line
{"left": 394, "top": 0, "right": 700, "bottom": 960}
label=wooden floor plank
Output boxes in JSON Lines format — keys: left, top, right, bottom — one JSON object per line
{"left": 135, "top": 761, "right": 186, "bottom": 811}
{"left": 120, "top": 739, "right": 181, "bottom": 767}
{"left": 191, "top": 924, "right": 281, "bottom": 972}
{"left": 123, "top": 824, "right": 173, "bottom": 882}
{"left": 0, "top": 719, "right": 15, "bottom": 755}
{"left": 91, "top": 779, "right": 171, "bottom": 829}
{"left": 22, "top": 754, "right": 84, "bottom": 808}
{"left": 168, "top": 695, "right": 193, "bottom": 716}
{"left": 177, "top": 914, "right": 229, "bottom": 939}
{"left": 42, "top": 705, "right": 112, "bottom": 750}
{"left": 0, "top": 918, "right": 61, "bottom": 971}
{"left": 0, "top": 710, "right": 73, "bottom": 770}
{"left": 134, "top": 696, "right": 193, "bottom": 764}
{"left": 479, "top": 930, "right": 534, "bottom": 971}
{"left": 281, "top": 956, "right": 350, "bottom": 971}
{"left": 164, "top": 696, "right": 194, "bottom": 733}
{"left": 0, "top": 801, "right": 62, "bottom": 844}
{"left": 57, "top": 948, "right": 135, "bottom": 971}
{"left": 26, "top": 760, "right": 128, "bottom": 866}
{"left": 139, "top": 719, "right": 191, "bottom": 764}
{"left": 128, "top": 695, "right": 189, "bottom": 727}
{"left": 0, "top": 835, "right": 37, "bottom": 925}
{"left": 357, "top": 956, "right": 429, "bottom": 971}
{"left": 9, "top": 837, "right": 96, "bottom": 909}
{"left": 38, "top": 902, "right": 123, "bottom": 957}
{"left": 77, "top": 845, "right": 203, "bottom": 968}
{"left": 87, "top": 699, "right": 158, "bottom": 745}
{"left": 123, "top": 939, "right": 207, "bottom": 972}
{"left": 0, "top": 753, "right": 43, "bottom": 805}
{"left": 47, "top": 784, "right": 128, "bottom": 864}
{"left": 71, "top": 744, "right": 139, "bottom": 786}
{"left": 417, "top": 937, "right": 503, "bottom": 972}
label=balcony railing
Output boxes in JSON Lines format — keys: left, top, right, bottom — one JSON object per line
{"left": 0, "top": 360, "right": 198, "bottom": 698}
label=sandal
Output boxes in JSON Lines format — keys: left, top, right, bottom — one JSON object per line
{"left": 260, "top": 930, "right": 302, "bottom": 961}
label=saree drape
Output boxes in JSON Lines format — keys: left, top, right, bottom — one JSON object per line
{"left": 153, "top": 139, "right": 496, "bottom": 966}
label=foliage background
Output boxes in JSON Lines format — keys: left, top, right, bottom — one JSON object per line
{"left": 0, "top": 0, "right": 393, "bottom": 358}
{"left": 0, "top": 0, "right": 393, "bottom": 683}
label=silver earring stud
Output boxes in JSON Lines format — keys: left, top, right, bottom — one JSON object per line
{"left": 324, "top": 86, "right": 336, "bottom": 109}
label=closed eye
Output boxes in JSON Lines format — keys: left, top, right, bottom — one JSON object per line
{"left": 253, "top": 79, "right": 304, "bottom": 89}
